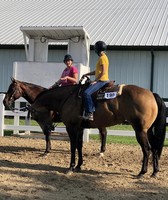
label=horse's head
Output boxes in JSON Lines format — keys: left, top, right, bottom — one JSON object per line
{"left": 3, "top": 77, "right": 23, "bottom": 108}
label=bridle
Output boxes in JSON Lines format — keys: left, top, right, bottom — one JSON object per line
{"left": 8, "top": 85, "right": 28, "bottom": 112}
{"left": 10, "top": 86, "right": 22, "bottom": 101}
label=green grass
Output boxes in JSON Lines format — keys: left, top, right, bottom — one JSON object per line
{"left": 4, "top": 117, "right": 39, "bottom": 136}
{"left": 107, "top": 124, "right": 133, "bottom": 131}
{"left": 89, "top": 134, "right": 168, "bottom": 146}
{"left": 4, "top": 118, "right": 133, "bottom": 129}
{"left": 4, "top": 117, "right": 168, "bottom": 146}
{"left": 90, "top": 134, "right": 138, "bottom": 145}
{"left": 4, "top": 117, "right": 38, "bottom": 126}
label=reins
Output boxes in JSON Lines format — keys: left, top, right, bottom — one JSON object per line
{"left": 7, "top": 77, "right": 90, "bottom": 120}
{"left": 8, "top": 104, "right": 30, "bottom": 113}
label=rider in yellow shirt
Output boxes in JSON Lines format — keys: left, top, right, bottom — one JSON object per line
{"left": 82, "top": 41, "right": 109, "bottom": 120}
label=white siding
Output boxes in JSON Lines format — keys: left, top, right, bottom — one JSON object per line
{"left": 0, "top": 49, "right": 66, "bottom": 91}
{"left": 90, "top": 50, "right": 151, "bottom": 89}
{"left": 153, "top": 52, "right": 168, "bottom": 98}
{"left": 0, "top": 49, "right": 25, "bottom": 91}
{"left": 1, "top": 49, "right": 168, "bottom": 99}
{"left": 48, "top": 49, "right": 67, "bottom": 62}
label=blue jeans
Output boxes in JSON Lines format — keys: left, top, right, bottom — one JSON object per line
{"left": 83, "top": 81, "right": 109, "bottom": 113}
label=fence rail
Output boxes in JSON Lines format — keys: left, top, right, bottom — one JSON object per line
{"left": 0, "top": 94, "right": 89, "bottom": 142}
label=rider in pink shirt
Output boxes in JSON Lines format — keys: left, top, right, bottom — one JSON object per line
{"left": 51, "top": 54, "right": 78, "bottom": 88}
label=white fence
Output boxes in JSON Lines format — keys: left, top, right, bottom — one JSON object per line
{"left": 0, "top": 94, "right": 90, "bottom": 141}
{"left": 0, "top": 94, "right": 168, "bottom": 140}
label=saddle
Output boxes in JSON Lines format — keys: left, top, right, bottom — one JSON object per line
{"left": 78, "top": 79, "right": 125, "bottom": 100}
{"left": 96, "top": 81, "right": 125, "bottom": 100}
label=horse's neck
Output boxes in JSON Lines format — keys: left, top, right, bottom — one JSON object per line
{"left": 34, "top": 85, "right": 79, "bottom": 110}
{"left": 21, "top": 84, "right": 46, "bottom": 104}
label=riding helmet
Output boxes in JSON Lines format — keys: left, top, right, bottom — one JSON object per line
{"left": 94, "top": 41, "right": 107, "bottom": 55}
{"left": 63, "top": 54, "right": 73, "bottom": 63}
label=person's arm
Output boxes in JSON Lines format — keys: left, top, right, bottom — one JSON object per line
{"left": 60, "top": 72, "right": 78, "bottom": 84}
{"left": 83, "top": 70, "right": 95, "bottom": 76}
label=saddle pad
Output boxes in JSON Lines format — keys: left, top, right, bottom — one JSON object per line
{"left": 97, "top": 91, "right": 117, "bottom": 100}
{"left": 96, "top": 84, "right": 125, "bottom": 100}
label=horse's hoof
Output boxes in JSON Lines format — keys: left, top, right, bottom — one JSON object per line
{"left": 74, "top": 167, "right": 81, "bottom": 173}
{"left": 137, "top": 173, "right": 144, "bottom": 179}
{"left": 43, "top": 152, "right": 49, "bottom": 158}
{"left": 151, "top": 173, "right": 158, "bottom": 178}
{"left": 66, "top": 168, "right": 75, "bottom": 175}
{"left": 99, "top": 152, "right": 104, "bottom": 157}
{"left": 66, "top": 170, "right": 73, "bottom": 176}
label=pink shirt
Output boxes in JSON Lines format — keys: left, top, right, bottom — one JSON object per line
{"left": 60, "top": 66, "right": 78, "bottom": 86}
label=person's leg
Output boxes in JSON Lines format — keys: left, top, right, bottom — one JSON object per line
{"left": 84, "top": 84, "right": 97, "bottom": 113}
{"left": 84, "top": 81, "right": 108, "bottom": 114}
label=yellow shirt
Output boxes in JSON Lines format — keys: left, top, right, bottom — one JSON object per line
{"left": 95, "top": 53, "right": 109, "bottom": 81}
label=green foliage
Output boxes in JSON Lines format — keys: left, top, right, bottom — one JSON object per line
{"left": 90, "top": 135, "right": 138, "bottom": 145}
{"left": 107, "top": 124, "right": 133, "bottom": 131}
{"left": 4, "top": 117, "right": 168, "bottom": 146}
{"left": 90, "top": 134, "right": 168, "bottom": 146}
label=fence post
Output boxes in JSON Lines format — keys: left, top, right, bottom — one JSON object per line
{"left": 24, "top": 102, "right": 31, "bottom": 134}
{"left": 13, "top": 101, "right": 20, "bottom": 134}
{"left": 83, "top": 129, "right": 90, "bottom": 142}
{"left": 0, "top": 94, "right": 5, "bottom": 136}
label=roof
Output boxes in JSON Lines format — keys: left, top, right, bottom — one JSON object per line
{"left": 1, "top": 0, "right": 168, "bottom": 46}
{"left": 20, "top": 26, "right": 90, "bottom": 40}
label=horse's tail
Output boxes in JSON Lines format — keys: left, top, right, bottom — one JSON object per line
{"left": 150, "top": 93, "right": 166, "bottom": 158}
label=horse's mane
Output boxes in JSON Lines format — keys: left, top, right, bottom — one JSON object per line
{"left": 34, "top": 84, "right": 79, "bottom": 100}
{"left": 22, "top": 81, "right": 47, "bottom": 90}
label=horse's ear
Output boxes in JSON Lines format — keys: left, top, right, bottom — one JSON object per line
{"left": 10, "top": 77, "right": 16, "bottom": 82}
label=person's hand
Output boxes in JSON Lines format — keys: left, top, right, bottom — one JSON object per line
{"left": 91, "top": 81, "right": 97, "bottom": 85}
{"left": 49, "top": 81, "right": 60, "bottom": 89}
{"left": 60, "top": 76, "right": 68, "bottom": 81}
{"left": 81, "top": 74, "right": 87, "bottom": 79}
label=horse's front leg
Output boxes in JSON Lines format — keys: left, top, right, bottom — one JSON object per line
{"left": 66, "top": 126, "right": 77, "bottom": 174}
{"left": 75, "top": 128, "right": 84, "bottom": 171}
{"left": 98, "top": 127, "right": 107, "bottom": 155}
{"left": 44, "top": 131, "right": 51, "bottom": 156}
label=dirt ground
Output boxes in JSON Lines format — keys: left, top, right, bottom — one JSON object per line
{"left": 0, "top": 136, "right": 168, "bottom": 200}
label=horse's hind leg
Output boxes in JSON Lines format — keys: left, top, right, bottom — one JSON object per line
{"left": 38, "top": 122, "right": 53, "bottom": 156}
{"left": 135, "top": 129, "right": 151, "bottom": 178}
{"left": 151, "top": 150, "right": 159, "bottom": 177}
{"left": 148, "top": 128, "right": 159, "bottom": 177}
{"left": 98, "top": 127, "right": 107, "bottom": 155}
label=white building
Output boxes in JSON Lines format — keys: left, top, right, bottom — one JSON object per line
{"left": 0, "top": 0, "right": 168, "bottom": 98}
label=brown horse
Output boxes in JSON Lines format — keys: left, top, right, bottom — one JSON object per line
{"left": 3, "top": 78, "right": 107, "bottom": 155}
{"left": 29, "top": 79, "right": 166, "bottom": 177}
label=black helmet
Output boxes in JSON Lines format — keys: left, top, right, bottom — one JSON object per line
{"left": 63, "top": 54, "right": 73, "bottom": 63}
{"left": 94, "top": 41, "right": 107, "bottom": 55}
